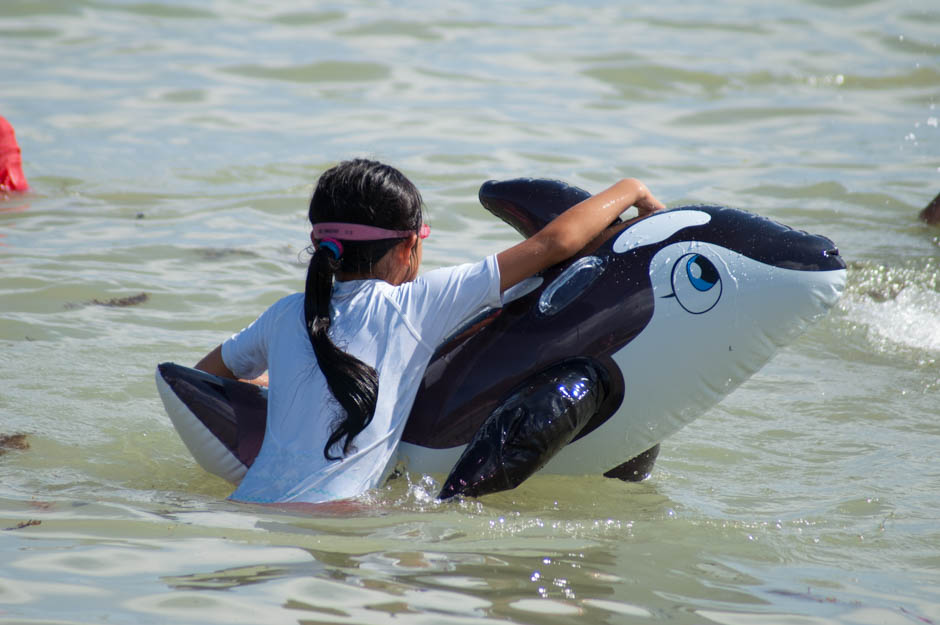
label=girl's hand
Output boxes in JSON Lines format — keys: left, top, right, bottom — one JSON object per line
{"left": 631, "top": 181, "right": 666, "bottom": 218}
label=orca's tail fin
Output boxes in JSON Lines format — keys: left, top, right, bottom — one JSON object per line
{"left": 155, "top": 363, "right": 267, "bottom": 484}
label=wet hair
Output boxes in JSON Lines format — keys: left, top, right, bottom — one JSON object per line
{"left": 306, "top": 159, "right": 423, "bottom": 460}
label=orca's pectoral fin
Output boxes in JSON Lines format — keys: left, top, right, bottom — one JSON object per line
{"left": 437, "top": 359, "right": 607, "bottom": 500}
{"left": 603, "top": 444, "right": 660, "bottom": 482}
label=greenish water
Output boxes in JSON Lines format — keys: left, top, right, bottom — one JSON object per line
{"left": 1, "top": 1, "right": 938, "bottom": 623}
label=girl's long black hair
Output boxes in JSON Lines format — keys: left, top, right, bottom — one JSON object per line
{"left": 306, "top": 159, "right": 423, "bottom": 460}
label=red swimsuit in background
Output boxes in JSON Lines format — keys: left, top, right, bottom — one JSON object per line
{"left": 0, "top": 116, "right": 29, "bottom": 193}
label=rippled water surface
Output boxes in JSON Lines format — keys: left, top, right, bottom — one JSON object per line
{"left": 1, "top": 1, "right": 938, "bottom": 623}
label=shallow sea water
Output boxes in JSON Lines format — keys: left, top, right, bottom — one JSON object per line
{"left": 1, "top": 1, "right": 938, "bottom": 623}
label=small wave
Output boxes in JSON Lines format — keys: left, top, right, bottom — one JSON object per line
{"left": 841, "top": 260, "right": 940, "bottom": 356}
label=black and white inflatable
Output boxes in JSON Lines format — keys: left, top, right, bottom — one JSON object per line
{"left": 156, "top": 178, "right": 846, "bottom": 499}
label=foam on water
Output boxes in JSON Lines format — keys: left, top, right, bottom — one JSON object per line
{"left": 841, "top": 260, "right": 940, "bottom": 358}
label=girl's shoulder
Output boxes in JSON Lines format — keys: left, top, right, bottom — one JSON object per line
{"left": 412, "top": 256, "right": 499, "bottom": 295}
{"left": 255, "top": 292, "right": 305, "bottom": 324}
{"left": 270, "top": 291, "right": 305, "bottom": 310}
{"left": 387, "top": 256, "right": 501, "bottom": 316}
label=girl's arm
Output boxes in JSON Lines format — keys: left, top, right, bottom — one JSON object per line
{"left": 195, "top": 344, "right": 270, "bottom": 386}
{"left": 496, "top": 178, "right": 664, "bottom": 291}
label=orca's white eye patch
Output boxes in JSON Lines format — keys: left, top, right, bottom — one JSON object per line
{"left": 668, "top": 253, "right": 722, "bottom": 314}
{"left": 613, "top": 210, "right": 711, "bottom": 254}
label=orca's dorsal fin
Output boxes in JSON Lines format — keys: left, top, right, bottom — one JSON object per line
{"left": 479, "top": 178, "right": 592, "bottom": 238}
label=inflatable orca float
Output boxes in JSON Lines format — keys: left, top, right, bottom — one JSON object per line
{"left": 156, "top": 178, "right": 846, "bottom": 500}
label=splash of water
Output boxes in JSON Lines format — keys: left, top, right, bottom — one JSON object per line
{"left": 841, "top": 259, "right": 940, "bottom": 358}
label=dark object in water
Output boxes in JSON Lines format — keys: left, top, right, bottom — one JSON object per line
{"left": 919, "top": 192, "right": 940, "bottom": 225}
{"left": 3, "top": 519, "right": 41, "bottom": 531}
{"left": 66, "top": 292, "right": 150, "bottom": 309}
{"left": 0, "top": 433, "right": 29, "bottom": 455}
{"left": 89, "top": 292, "right": 149, "bottom": 307}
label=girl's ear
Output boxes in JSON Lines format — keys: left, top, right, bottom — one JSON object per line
{"left": 394, "top": 233, "right": 420, "bottom": 284}
{"left": 396, "top": 233, "right": 418, "bottom": 264}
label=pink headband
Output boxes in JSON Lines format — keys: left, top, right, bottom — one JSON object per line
{"left": 312, "top": 222, "right": 430, "bottom": 241}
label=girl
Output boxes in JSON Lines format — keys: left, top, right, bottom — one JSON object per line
{"left": 195, "top": 159, "right": 664, "bottom": 503}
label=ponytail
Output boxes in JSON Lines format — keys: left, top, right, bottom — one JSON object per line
{"left": 305, "top": 245, "right": 379, "bottom": 461}
{"left": 306, "top": 158, "right": 424, "bottom": 460}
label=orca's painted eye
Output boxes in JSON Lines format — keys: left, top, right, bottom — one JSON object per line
{"left": 670, "top": 253, "right": 722, "bottom": 314}
{"left": 686, "top": 254, "right": 719, "bottom": 292}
